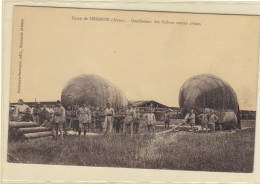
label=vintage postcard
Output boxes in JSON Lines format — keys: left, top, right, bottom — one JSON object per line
{"left": 4, "top": 5, "right": 260, "bottom": 180}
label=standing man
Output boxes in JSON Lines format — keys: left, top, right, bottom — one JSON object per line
{"left": 125, "top": 104, "right": 136, "bottom": 135}
{"left": 208, "top": 110, "right": 219, "bottom": 133}
{"left": 114, "top": 108, "right": 121, "bottom": 133}
{"left": 146, "top": 109, "right": 156, "bottom": 134}
{"left": 164, "top": 110, "right": 171, "bottom": 129}
{"left": 47, "top": 105, "right": 54, "bottom": 118}
{"left": 198, "top": 109, "right": 209, "bottom": 133}
{"left": 96, "top": 106, "right": 106, "bottom": 133}
{"left": 78, "top": 104, "right": 91, "bottom": 136}
{"left": 23, "top": 108, "right": 34, "bottom": 122}
{"left": 91, "top": 107, "right": 98, "bottom": 133}
{"left": 33, "top": 102, "right": 42, "bottom": 125}
{"left": 71, "top": 105, "right": 78, "bottom": 131}
{"left": 134, "top": 108, "right": 142, "bottom": 134}
{"left": 53, "top": 100, "right": 66, "bottom": 140}
{"left": 104, "top": 102, "right": 115, "bottom": 134}
{"left": 12, "top": 99, "right": 31, "bottom": 121}
{"left": 66, "top": 105, "right": 73, "bottom": 130}
{"left": 182, "top": 110, "right": 191, "bottom": 125}
{"left": 114, "top": 106, "right": 126, "bottom": 133}
{"left": 118, "top": 106, "right": 126, "bottom": 134}
{"left": 88, "top": 105, "right": 92, "bottom": 131}
{"left": 40, "top": 104, "right": 51, "bottom": 126}
{"left": 188, "top": 109, "right": 196, "bottom": 133}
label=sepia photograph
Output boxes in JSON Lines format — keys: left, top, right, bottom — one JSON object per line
{"left": 6, "top": 6, "right": 260, "bottom": 173}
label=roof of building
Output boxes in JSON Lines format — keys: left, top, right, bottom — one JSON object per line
{"left": 129, "top": 100, "right": 169, "bottom": 109}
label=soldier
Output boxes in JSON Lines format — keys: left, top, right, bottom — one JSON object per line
{"left": 87, "top": 106, "right": 92, "bottom": 131}
{"left": 198, "top": 108, "right": 209, "bottom": 133}
{"left": 134, "top": 108, "right": 142, "bottom": 134}
{"left": 208, "top": 110, "right": 219, "bottom": 133}
{"left": 23, "top": 108, "right": 34, "bottom": 122}
{"left": 53, "top": 100, "right": 66, "bottom": 140}
{"left": 114, "top": 106, "right": 126, "bottom": 133}
{"left": 145, "top": 109, "right": 156, "bottom": 134}
{"left": 65, "top": 105, "right": 73, "bottom": 131}
{"left": 125, "top": 104, "right": 136, "bottom": 135}
{"left": 119, "top": 106, "right": 127, "bottom": 134}
{"left": 96, "top": 106, "right": 106, "bottom": 133}
{"left": 40, "top": 104, "right": 51, "bottom": 126}
{"left": 12, "top": 99, "right": 31, "bottom": 121}
{"left": 183, "top": 111, "right": 191, "bottom": 125}
{"left": 9, "top": 106, "right": 15, "bottom": 121}
{"left": 91, "top": 107, "right": 97, "bottom": 132}
{"left": 188, "top": 109, "right": 196, "bottom": 133}
{"left": 47, "top": 105, "right": 54, "bottom": 118}
{"left": 78, "top": 104, "right": 91, "bottom": 136}
{"left": 164, "top": 110, "right": 171, "bottom": 129}
{"left": 71, "top": 105, "right": 78, "bottom": 131}
{"left": 104, "top": 102, "right": 115, "bottom": 134}
{"left": 33, "top": 102, "right": 42, "bottom": 125}
{"left": 113, "top": 108, "right": 120, "bottom": 133}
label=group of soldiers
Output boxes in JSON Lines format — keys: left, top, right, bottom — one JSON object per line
{"left": 10, "top": 99, "right": 222, "bottom": 139}
{"left": 183, "top": 109, "right": 219, "bottom": 133}
{"left": 10, "top": 99, "right": 158, "bottom": 140}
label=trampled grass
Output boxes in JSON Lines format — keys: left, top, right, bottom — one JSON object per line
{"left": 7, "top": 128, "right": 255, "bottom": 173}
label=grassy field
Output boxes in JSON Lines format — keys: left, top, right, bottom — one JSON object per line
{"left": 8, "top": 124, "right": 255, "bottom": 173}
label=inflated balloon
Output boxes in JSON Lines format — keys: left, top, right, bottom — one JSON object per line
{"left": 179, "top": 74, "right": 239, "bottom": 115}
{"left": 61, "top": 74, "right": 128, "bottom": 108}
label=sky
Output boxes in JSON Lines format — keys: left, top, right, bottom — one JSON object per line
{"left": 10, "top": 7, "right": 260, "bottom": 110}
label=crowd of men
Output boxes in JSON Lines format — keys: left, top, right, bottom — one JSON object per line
{"left": 10, "top": 99, "right": 159, "bottom": 140}
{"left": 182, "top": 109, "right": 219, "bottom": 133}
{"left": 10, "top": 99, "right": 220, "bottom": 140}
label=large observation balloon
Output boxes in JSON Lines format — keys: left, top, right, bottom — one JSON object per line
{"left": 179, "top": 74, "right": 239, "bottom": 115}
{"left": 61, "top": 74, "right": 128, "bottom": 108}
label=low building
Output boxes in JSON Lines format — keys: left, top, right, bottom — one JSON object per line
{"left": 240, "top": 110, "right": 256, "bottom": 120}
{"left": 129, "top": 100, "right": 168, "bottom": 111}
{"left": 10, "top": 101, "right": 57, "bottom": 107}
{"left": 129, "top": 100, "right": 181, "bottom": 120}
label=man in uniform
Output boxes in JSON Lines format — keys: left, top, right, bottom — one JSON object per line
{"left": 47, "top": 105, "right": 54, "bottom": 118}
{"left": 134, "top": 108, "right": 142, "bottom": 134}
{"left": 164, "top": 109, "right": 171, "bottom": 129}
{"left": 104, "top": 102, "right": 115, "bottom": 134}
{"left": 66, "top": 105, "right": 73, "bottom": 130}
{"left": 87, "top": 106, "right": 92, "bottom": 131}
{"left": 208, "top": 110, "right": 219, "bottom": 133}
{"left": 40, "top": 104, "right": 51, "bottom": 126}
{"left": 113, "top": 107, "right": 120, "bottom": 133}
{"left": 33, "top": 102, "right": 42, "bottom": 125}
{"left": 71, "top": 105, "right": 78, "bottom": 131}
{"left": 23, "top": 108, "right": 34, "bottom": 122}
{"left": 96, "top": 106, "right": 106, "bottom": 133}
{"left": 145, "top": 109, "right": 156, "bottom": 134}
{"left": 125, "top": 104, "right": 136, "bottom": 135}
{"left": 114, "top": 106, "right": 126, "bottom": 133}
{"left": 53, "top": 100, "right": 66, "bottom": 140}
{"left": 12, "top": 99, "right": 31, "bottom": 121}
{"left": 78, "top": 103, "right": 91, "bottom": 136}
{"left": 91, "top": 107, "right": 98, "bottom": 133}
{"left": 182, "top": 110, "right": 191, "bottom": 125}
{"left": 188, "top": 109, "right": 196, "bottom": 133}
{"left": 198, "top": 108, "right": 209, "bottom": 133}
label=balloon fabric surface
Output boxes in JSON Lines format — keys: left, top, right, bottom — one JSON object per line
{"left": 179, "top": 74, "right": 239, "bottom": 115}
{"left": 61, "top": 74, "right": 128, "bottom": 108}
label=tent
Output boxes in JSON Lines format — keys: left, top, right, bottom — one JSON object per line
{"left": 61, "top": 74, "right": 128, "bottom": 108}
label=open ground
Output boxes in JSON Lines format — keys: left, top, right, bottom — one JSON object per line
{"left": 7, "top": 120, "right": 255, "bottom": 173}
